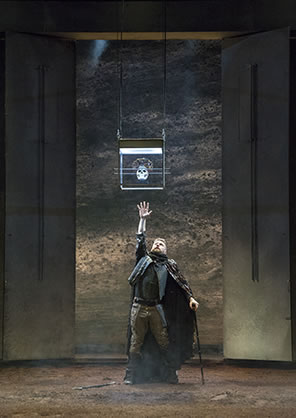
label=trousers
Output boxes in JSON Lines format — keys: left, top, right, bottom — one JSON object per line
{"left": 129, "top": 302, "right": 169, "bottom": 354}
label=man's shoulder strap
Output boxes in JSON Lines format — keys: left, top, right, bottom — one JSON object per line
{"left": 128, "top": 254, "right": 153, "bottom": 285}
{"left": 138, "top": 254, "right": 153, "bottom": 268}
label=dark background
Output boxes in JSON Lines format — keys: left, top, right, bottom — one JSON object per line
{"left": 75, "top": 39, "right": 222, "bottom": 353}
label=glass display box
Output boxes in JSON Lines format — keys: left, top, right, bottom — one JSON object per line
{"left": 119, "top": 137, "right": 165, "bottom": 190}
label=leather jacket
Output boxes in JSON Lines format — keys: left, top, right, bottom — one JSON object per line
{"left": 128, "top": 233, "right": 193, "bottom": 301}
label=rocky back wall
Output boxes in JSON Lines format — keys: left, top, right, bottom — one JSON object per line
{"left": 76, "top": 40, "right": 222, "bottom": 353}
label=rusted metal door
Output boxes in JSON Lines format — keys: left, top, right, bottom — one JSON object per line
{"left": 222, "top": 28, "right": 294, "bottom": 361}
{"left": 2, "top": 32, "right": 75, "bottom": 360}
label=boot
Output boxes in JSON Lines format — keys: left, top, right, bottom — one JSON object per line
{"left": 161, "top": 349, "right": 179, "bottom": 384}
{"left": 124, "top": 353, "right": 141, "bottom": 385}
{"left": 124, "top": 367, "right": 135, "bottom": 385}
{"left": 166, "top": 368, "right": 178, "bottom": 384}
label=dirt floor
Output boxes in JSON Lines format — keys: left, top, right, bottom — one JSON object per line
{"left": 0, "top": 360, "right": 296, "bottom": 417}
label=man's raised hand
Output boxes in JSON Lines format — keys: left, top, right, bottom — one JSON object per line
{"left": 137, "top": 201, "right": 152, "bottom": 219}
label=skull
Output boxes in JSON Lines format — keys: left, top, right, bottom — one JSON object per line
{"left": 136, "top": 165, "right": 149, "bottom": 181}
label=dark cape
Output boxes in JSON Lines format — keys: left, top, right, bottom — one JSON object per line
{"left": 126, "top": 234, "right": 196, "bottom": 383}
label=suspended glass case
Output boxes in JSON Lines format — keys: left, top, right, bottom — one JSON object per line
{"left": 119, "top": 137, "right": 165, "bottom": 190}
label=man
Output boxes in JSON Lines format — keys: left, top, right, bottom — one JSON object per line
{"left": 124, "top": 201, "right": 199, "bottom": 385}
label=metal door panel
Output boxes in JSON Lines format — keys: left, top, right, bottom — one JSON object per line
{"left": 222, "top": 28, "right": 291, "bottom": 361}
{"left": 0, "top": 39, "right": 5, "bottom": 359}
{"left": 4, "top": 32, "right": 75, "bottom": 360}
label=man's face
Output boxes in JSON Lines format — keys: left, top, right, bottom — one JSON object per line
{"left": 151, "top": 239, "right": 167, "bottom": 255}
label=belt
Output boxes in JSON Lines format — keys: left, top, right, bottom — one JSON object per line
{"left": 134, "top": 297, "right": 160, "bottom": 306}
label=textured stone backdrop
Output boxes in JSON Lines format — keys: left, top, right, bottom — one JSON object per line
{"left": 76, "top": 40, "right": 222, "bottom": 353}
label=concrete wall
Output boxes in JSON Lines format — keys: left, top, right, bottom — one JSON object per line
{"left": 76, "top": 39, "right": 222, "bottom": 353}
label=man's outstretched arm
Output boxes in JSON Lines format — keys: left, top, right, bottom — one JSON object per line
{"left": 137, "top": 201, "right": 152, "bottom": 234}
{"left": 136, "top": 201, "right": 152, "bottom": 262}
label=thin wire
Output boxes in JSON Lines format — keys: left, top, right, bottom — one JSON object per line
{"left": 163, "top": 0, "right": 167, "bottom": 129}
{"left": 162, "top": 0, "right": 167, "bottom": 188}
{"left": 118, "top": 0, "right": 166, "bottom": 138}
{"left": 118, "top": 0, "right": 124, "bottom": 137}
{"left": 116, "top": 1, "right": 120, "bottom": 136}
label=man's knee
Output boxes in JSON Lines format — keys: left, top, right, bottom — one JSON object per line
{"left": 129, "top": 336, "right": 143, "bottom": 354}
{"left": 150, "top": 309, "right": 169, "bottom": 349}
{"left": 130, "top": 304, "right": 147, "bottom": 353}
{"left": 156, "top": 328, "right": 169, "bottom": 350}
{"left": 151, "top": 321, "right": 169, "bottom": 350}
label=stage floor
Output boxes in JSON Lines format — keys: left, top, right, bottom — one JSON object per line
{"left": 0, "top": 361, "right": 296, "bottom": 417}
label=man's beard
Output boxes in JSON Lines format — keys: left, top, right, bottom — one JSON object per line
{"left": 149, "top": 249, "right": 168, "bottom": 262}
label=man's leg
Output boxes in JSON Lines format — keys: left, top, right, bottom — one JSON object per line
{"left": 149, "top": 307, "right": 178, "bottom": 384}
{"left": 125, "top": 303, "right": 149, "bottom": 384}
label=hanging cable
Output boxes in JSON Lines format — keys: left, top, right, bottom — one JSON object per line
{"left": 118, "top": 0, "right": 125, "bottom": 138}
{"left": 116, "top": 2, "right": 120, "bottom": 138}
{"left": 162, "top": 0, "right": 167, "bottom": 187}
{"left": 162, "top": 0, "right": 167, "bottom": 130}
{"left": 117, "top": 0, "right": 167, "bottom": 190}
{"left": 118, "top": 0, "right": 166, "bottom": 137}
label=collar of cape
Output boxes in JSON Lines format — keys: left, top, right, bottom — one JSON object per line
{"left": 128, "top": 253, "right": 192, "bottom": 298}
{"left": 148, "top": 251, "right": 168, "bottom": 263}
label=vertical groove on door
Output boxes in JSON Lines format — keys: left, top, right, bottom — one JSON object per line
{"left": 250, "top": 64, "right": 259, "bottom": 282}
{"left": 289, "top": 39, "right": 296, "bottom": 361}
{"left": 37, "top": 65, "right": 47, "bottom": 282}
{"left": 0, "top": 39, "right": 5, "bottom": 359}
